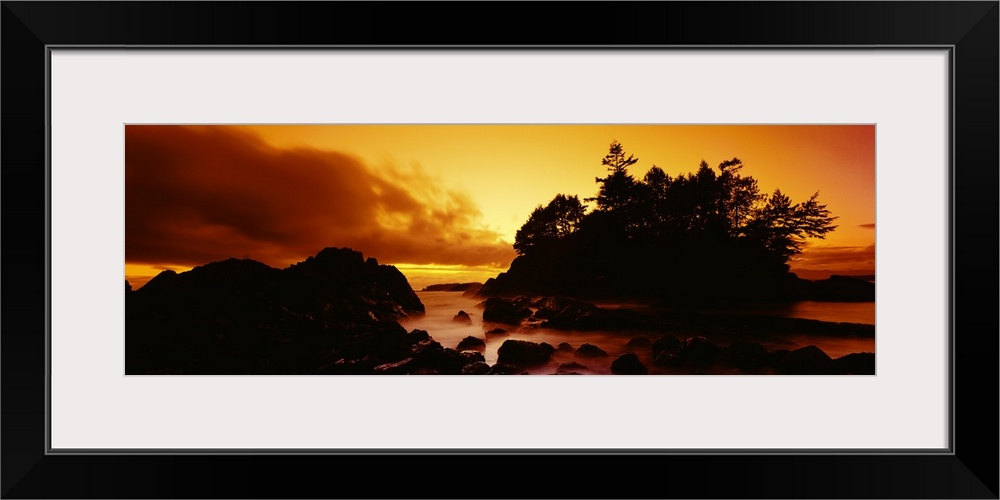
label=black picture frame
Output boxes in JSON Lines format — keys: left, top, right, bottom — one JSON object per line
{"left": 2, "top": 2, "right": 997, "bottom": 498}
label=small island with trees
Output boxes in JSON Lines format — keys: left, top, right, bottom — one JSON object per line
{"left": 480, "top": 140, "right": 856, "bottom": 302}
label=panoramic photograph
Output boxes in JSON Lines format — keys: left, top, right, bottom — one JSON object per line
{"left": 125, "top": 125, "right": 875, "bottom": 375}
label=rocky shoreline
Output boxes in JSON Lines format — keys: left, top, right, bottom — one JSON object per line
{"left": 126, "top": 248, "right": 873, "bottom": 375}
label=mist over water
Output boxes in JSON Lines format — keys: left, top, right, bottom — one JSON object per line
{"left": 400, "top": 292, "right": 876, "bottom": 374}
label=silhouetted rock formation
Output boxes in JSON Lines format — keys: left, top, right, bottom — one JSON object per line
{"left": 653, "top": 352, "right": 682, "bottom": 367}
{"left": 651, "top": 334, "right": 682, "bottom": 356}
{"left": 625, "top": 337, "right": 652, "bottom": 349}
{"left": 574, "top": 343, "right": 608, "bottom": 359}
{"left": 482, "top": 297, "right": 532, "bottom": 325}
{"left": 126, "top": 247, "right": 429, "bottom": 374}
{"left": 456, "top": 336, "right": 486, "bottom": 351}
{"left": 680, "top": 336, "right": 718, "bottom": 365}
{"left": 611, "top": 353, "right": 648, "bottom": 374}
{"left": 453, "top": 310, "right": 473, "bottom": 323}
{"left": 496, "top": 339, "right": 555, "bottom": 366}
{"left": 422, "top": 282, "right": 483, "bottom": 292}
{"left": 535, "top": 296, "right": 655, "bottom": 330}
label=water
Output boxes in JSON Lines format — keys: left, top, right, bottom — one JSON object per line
{"left": 693, "top": 301, "right": 875, "bottom": 326}
{"left": 399, "top": 292, "right": 875, "bottom": 374}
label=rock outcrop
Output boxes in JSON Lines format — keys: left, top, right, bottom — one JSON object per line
{"left": 126, "top": 247, "right": 426, "bottom": 374}
{"left": 452, "top": 310, "right": 473, "bottom": 323}
{"left": 482, "top": 297, "right": 532, "bottom": 326}
{"left": 496, "top": 339, "right": 555, "bottom": 366}
{"left": 611, "top": 353, "right": 648, "bottom": 374}
{"left": 456, "top": 336, "right": 486, "bottom": 351}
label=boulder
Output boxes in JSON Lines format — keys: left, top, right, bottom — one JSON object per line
{"left": 556, "top": 342, "right": 575, "bottom": 353}
{"left": 540, "top": 300, "right": 653, "bottom": 331}
{"left": 574, "top": 343, "right": 608, "bottom": 358}
{"left": 653, "top": 352, "right": 682, "bottom": 367}
{"left": 456, "top": 336, "right": 486, "bottom": 351}
{"left": 533, "top": 296, "right": 598, "bottom": 320}
{"left": 482, "top": 298, "right": 532, "bottom": 325}
{"left": 611, "top": 353, "right": 648, "bottom": 374}
{"left": 680, "top": 336, "right": 717, "bottom": 365}
{"left": 453, "top": 310, "right": 473, "bottom": 323}
{"left": 625, "top": 337, "right": 652, "bottom": 349}
{"left": 485, "top": 328, "right": 509, "bottom": 336}
{"left": 651, "top": 334, "right": 682, "bottom": 356}
{"left": 461, "top": 351, "right": 486, "bottom": 364}
{"left": 410, "top": 340, "right": 469, "bottom": 374}
{"left": 496, "top": 339, "right": 555, "bottom": 366}
{"left": 778, "top": 345, "right": 837, "bottom": 374}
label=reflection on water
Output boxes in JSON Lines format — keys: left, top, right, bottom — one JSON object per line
{"left": 399, "top": 292, "right": 876, "bottom": 373}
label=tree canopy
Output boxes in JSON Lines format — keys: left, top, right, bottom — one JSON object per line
{"left": 513, "top": 194, "right": 586, "bottom": 255}
{"left": 508, "top": 140, "right": 839, "bottom": 299}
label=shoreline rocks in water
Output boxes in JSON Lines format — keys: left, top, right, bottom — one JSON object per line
{"left": 482, "top": 297, "right": 533, "bottom": 325}
{"left": 452, "top": 310, "right": 473, "bottom": 323}
{"left": 456, "top": 336, "right": 486, "bottom": 351}
{"left": 130, "top": 257, "right": 876, "bottom": 375}
{"left": 496, "top": 339, "right": 555, "bottom": 366}
{"left": 611, "top": 353, "right": 648, "bottom": 375}
{"left": 126, "top": 247, "right": 426, "bottom": 375}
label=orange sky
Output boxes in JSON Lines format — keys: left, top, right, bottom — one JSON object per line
{"left": 125, "top": 125, "right": 875, "bottom": 290}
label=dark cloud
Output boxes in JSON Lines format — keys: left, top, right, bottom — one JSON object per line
{"left": 125, "top": 126, "right": 515, "bottom": 269}
{"left": 858, "top": 223, "right": 875, "bottom": 229}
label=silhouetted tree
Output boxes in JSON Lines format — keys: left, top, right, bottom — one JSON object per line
{"left": 513, "top": 194, "right": 587, "bottom": 255}
{"left": 749, "top": 188, "right": 838, "bottom": 265}
{"left": 589, "top": 140, "right": 640, "bottom": 213}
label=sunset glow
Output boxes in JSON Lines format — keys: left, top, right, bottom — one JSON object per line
{"left": 125, "top": 125, "right": 875, "bottom": 289}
